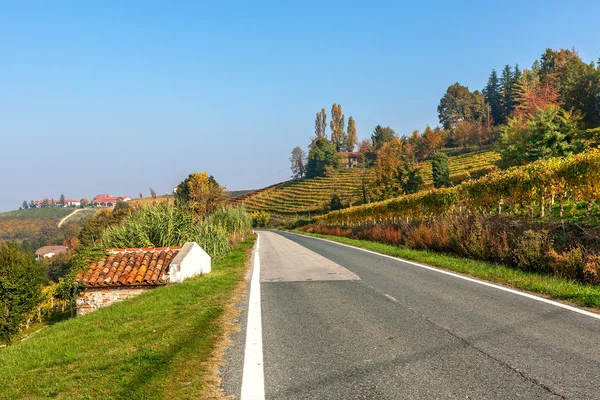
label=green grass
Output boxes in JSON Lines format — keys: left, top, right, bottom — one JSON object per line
{"left": 291, "top": 230, "right": 600, "bottom": 310}
{"left": 0, "top": 235, "right": 256, "bottom": 400}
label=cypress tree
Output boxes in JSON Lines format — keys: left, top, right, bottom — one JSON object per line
{"left": 432, "top": 152, "right": 450, "bottom": 188}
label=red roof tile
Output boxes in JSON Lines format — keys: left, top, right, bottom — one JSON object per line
{"left": 76, "top": 248, "right": 180, "bottom": 288}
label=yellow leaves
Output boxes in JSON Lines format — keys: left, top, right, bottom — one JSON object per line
{"left": 318, "top": 149, "right": 600, "bottom": 225}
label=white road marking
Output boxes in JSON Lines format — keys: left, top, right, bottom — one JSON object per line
{"left": 384, "top": 294, "right": 399, "bottom": 303}
{"left": 285, "top": 231, "right": 600, "bottom": 321}
{"left": 241, "top": 234, "right": 265, "bottom": 400}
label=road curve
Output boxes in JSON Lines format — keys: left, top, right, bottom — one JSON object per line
{"left": 224, "top": 230, "right": 600, "bottom": 399}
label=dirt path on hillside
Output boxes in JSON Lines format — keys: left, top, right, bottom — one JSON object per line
{"left": 58, "top": 208, "right": 82, "bottom": 227}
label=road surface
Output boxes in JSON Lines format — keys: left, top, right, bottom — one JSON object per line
{"left": 222, "top": 230, "right": 600, "bottom": 399}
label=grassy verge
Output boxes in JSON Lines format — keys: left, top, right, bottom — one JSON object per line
{"left": 290, "top": 230, "right": 600, "bottom": 310}
{"left": 0, "top": 235, "right": 256, "bottom": 400}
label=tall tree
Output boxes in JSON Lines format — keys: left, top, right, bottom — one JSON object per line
{"left": 305, "top": 138, "right": 339, "bottom": 178}
{"left": 437, "top": 83, "right": 484, "bottom": 130}
{"left": 371, "top": 125, "right": 396, "bottom": 150}
{"left": 59, "top": 194, "right": 65, "bottom": 206}
{"left": 176, "top": 172, "right": 227, "bottom": 215}
{"left": 150, "top": 188, "right": 157, "bottom": 199}
{"left": 432, "top": 152, "right": 450, "bottom": 188}
{"left": 483, "top": 69, "right": 502, "bottom": 124}
{"left": 289, "top": 146, "right": 306, "bottom": 179}
{"left": 344, "top": 116, "right": 358, "bottom": 151}
{"left": 422, "top": 125, "right": 445, "bottom": 156}
{"left": 329, "top": 103, "right": 346, "bottom": 151}
{"left": 372, "top": 138, "right": 422, "bottom": 200}
{"left": 314, "top": 108, "right": 327, "bottom": 140}
{"left": 499, "top": 65, "right": 516, "bottom": 121}
{"left": 538, "top": 47, "right": 600, "bottom": 126}
{"left": 21, "top": 201, "right": 28, "bottom": 209}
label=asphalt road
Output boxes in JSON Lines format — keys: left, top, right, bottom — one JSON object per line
{"left": 223, "top": 230, "right": 600, "bottom": 399}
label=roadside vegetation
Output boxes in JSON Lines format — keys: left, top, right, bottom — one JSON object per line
{"left": 293, "top": 231, "right": 600, "bottom": 309}
{"left": 1, "top": 170, "right": 253, "bottom": 346}
{"left": 0, "top": 235, "right": 256, "bottom": 399}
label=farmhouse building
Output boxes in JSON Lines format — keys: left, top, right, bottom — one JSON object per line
{"left": 339, "top": 151, "right": 359, "bottom": 168}
{"left": 35, "top": 245, "right": 68, "bottom": 260}
{"left": 32, "top": 199, "right": 80, "bottom": 207}
{"left": 75, "top": 242, "right": 211, "bottom": 316}
{"left": 92, "top": 194, "right": 131, "bottom": 207}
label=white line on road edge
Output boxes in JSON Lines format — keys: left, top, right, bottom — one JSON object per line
{"left": 284, "top": 231, "right": 600, "bottom": 321}
{"left": 241, "top": 234, "right": 265, "bottom": 400}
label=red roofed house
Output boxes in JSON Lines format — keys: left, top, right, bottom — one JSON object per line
{"left": 92, "top": 194, "right": 131, "bottom": 207}
{"left": 75, "top": 242, "right": 211, "bottom": 316}
{"left": 339, "top": 152, "right": 359, "bottom": 168}
{"left": 32, "top": 199, "right": 81, "bottom": 207}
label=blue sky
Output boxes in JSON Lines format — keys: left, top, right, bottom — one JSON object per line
{"left": 1, "top": 0, "right": 599, "bottom": 211}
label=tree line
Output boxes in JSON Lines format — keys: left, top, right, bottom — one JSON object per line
{"left": 288, "top": 47, "right": 600, "bottom": 208}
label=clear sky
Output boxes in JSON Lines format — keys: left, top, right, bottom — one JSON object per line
{"left": 1, "top": 0, "right": 599, "bottom": 212}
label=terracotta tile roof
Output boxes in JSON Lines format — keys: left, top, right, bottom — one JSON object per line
{"left": 91, "top": 194, "right": 131, "bottom": 204}
{"left": 76, "top": 247, "right": 182, "bottom": 288}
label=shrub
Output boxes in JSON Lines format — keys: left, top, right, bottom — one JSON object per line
{"left": 251, "top": 211, "right": 271, "bottom": 228}
{"left": 330, "top": 194, "right": 342, "bottom": 211}
{"left": 583, "top": 254, "right": 600, "bottom": 284}
{"left": 512, "top": 230, "right": 553, "bottom": 272}
{"left": 0, "top": 243, "right": 46, "bottom": 344}
{"left": 548, "top": 248, "right": 585, "bottom": 280}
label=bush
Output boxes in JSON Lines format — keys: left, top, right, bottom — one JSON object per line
{"left": 251, "top": 211, "right": 271, "bottom": 228}
{"left": 583, "top": 254, "right": 600, "bottom": 284}
{"left": 511, "top": 230, "right": 553, "bottom": 272}
{"left": 330, "top": 194, "right": 342, "bottom": 211}
{"left": 548, "top": 247, "right": 585, "bottom": 280}
{"left": 0, "top": 243, "right": 46, "bottom": 344}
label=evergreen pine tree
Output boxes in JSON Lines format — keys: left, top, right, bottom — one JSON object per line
{"left": 483, "top": 69, "right": 501, "bottom": 125}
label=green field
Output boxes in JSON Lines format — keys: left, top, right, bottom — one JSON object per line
{"left": 0, "top": 235, "right": 256, "bottom": 399}
{"left": 233, "top": 150, "right": 500, "bottom": 216}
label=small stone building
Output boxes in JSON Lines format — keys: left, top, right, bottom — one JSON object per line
{"left": 75, "top": 242, "right": 211, "bottom": 316}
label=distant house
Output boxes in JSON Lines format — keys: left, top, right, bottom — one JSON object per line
{"left": 91, "top": 194, "right": 131, "bottom": 207}
{"left": 339, "top": 152, "right": 359, "bottom": 168}
{"left": 35, "top": 245, "right": 68, "bottom": 260}
{"left": 75, "top": 242, "right": 211, "bottom": 316}
{"left": 32, "top": 199, "right": 80, "bottom": 208}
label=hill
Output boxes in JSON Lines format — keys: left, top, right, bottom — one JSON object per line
{"left": 0, "top": 208, "right": 75, "bottom": 240}
{"left": 231, "top": 150, "right": 500, "bottom": 216}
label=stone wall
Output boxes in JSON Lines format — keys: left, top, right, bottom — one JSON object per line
{"left": 76, "top": 286, "right": 156, "bottom": 316}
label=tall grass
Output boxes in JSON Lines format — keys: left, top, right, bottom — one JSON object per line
{"left": 203, "top": 205, "right": 253, "bottom": 241}
{"left": 99, "top": 203, "right": 250, "bottom": 259}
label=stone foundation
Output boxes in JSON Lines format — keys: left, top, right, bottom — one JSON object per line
{"left": 76, "top": 286, "right": 157, "bottom": 316}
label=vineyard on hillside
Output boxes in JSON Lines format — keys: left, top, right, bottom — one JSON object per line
{"left": 231, "top": 150, "right": 500, "bottom": 216}
{"left": 317, "top": 150, "right": 600, "bottom": 225}
{"left": 0, "top": 208, "right": 74, "bottom": 240}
